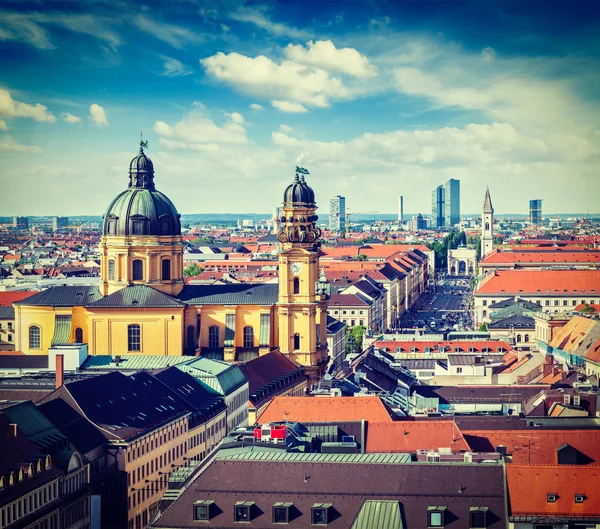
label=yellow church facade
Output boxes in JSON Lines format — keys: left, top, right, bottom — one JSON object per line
{"left": 13, "top": 144, "right": 329, "bottom": 383}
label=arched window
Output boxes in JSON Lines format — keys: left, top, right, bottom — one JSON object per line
{"left": 0, "top": 476, "right": 4, "bottom": 491}
{"left": 29, "top": 326, "right": 41, "bottom": 350}
{"left": 243, "top": 326, "right": 254, "bottom": 348}
{"left": 108, "top": 259, "right": 115, "bottom": 280}
{"left": 132, "top": 259, "right": 144, "bottom": 281}
{"left": 293, "top": 333, "right": 300, "bottom": 350}
{"left": 128, "top": 324, "right": 141, "bottom": 351}
{"left": 187, "top": 326, "right": 195, "bottom": 350}
{"left": 45, "top": 456, "right": 51, "bottom": 469}
{"left": 9, "top": 472, "right": 15, "bottom": 486}
{"left": 517, "top": 334, "right": 522, "bottom": 342}
{"left": 162, "top": 259, "right": 171, "bottom": 281}
{"left": 28, "top": 463, "right": 34, "bottom": 478}
{"left": 74, "top": 327, "right": 83, "bottom": 343}
{"left": 208, "top": 326, "right": 219, "bottom": 348}
{"left": 524, "top": 334, "right": 529, "bottom": 343}
{"left": 293, "top": 277, "right": 300, "bottom": 295}
{"left": 485, "top": 222, "right": 490, "bottom": 230}
{"left": 18, "top": 469, "right": 24, "bottom": 482}
{"left": 37, "top": 460, "right": 42, "bottom": 472}
{"left": 482, "top": 310, "right": 487, "bottom": 318}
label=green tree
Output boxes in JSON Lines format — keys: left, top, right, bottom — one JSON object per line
{"left": 479, "top": 322, "right": 488, "bottom": 332}
{"left": 183, "top": 264, "right": 204, "bottom": 277}
{"left": 345, "top": 325, "right": 366, "bottom": 355}
{"left": 357, "top": 254, "right": 367, "bottom": 261}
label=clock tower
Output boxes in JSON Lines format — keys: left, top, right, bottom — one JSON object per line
{"left": 277, "top": 167, "right": 329, "bottom": 385}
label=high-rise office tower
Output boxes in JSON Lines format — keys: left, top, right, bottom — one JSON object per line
{"left": 12, "top": 216, "right": 28, "bottom": 230}
{"left": 53, "top": 216, "right": 69, "bottom": 230}
{"left": 444, "top": 179, "right": 460, "bottom": 227}
{"left": 329, "top": 196, "right": 346, "bottom": 233}
{"left": 431, "top": 185, "right": 445, "bottom": 228}
{"left": 529, "top": 199, "right": 543, "bottom": 225}
{"left": 398, "top": 196, "right": 404, "bottom": 223}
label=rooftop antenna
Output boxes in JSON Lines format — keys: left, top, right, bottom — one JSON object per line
{"left": 139, "top": 130, "right": 149, "bottom": 151}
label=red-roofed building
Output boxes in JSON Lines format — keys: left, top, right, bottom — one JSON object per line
{"left": 474, "top": 270, "right": 600, "bottom": 325}
{"left": 480, "top": 248, "right": 600, "bottom": 274}
{"left": 258, "top": 396, "right": 395, "bottom": 424}
{"left": 507, "top": 465, "right": 600, "bottom": 526}
{"left": 0, "top": 291, "right": 37, "bottom": 306}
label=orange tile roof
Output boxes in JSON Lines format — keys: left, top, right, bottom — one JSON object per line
{"left": 481, "top": 249, "right": 600, "bottom": 265}
{"left": 507, "top": 465, "right": 600, "bottom": 517}
{"left": 0, "top": 291, "right": 37, "bottom": 306}
{"left": 549, "top": 316, "right": 597, "bottom": 352}
{"left": 258, "top": 396, "right": 394, "bottom": 423}
{"left": 476, "top": 270, "right": 600, "bottom": 295}
{"left": 375, "top": 340, "right": 512, "bottom": 353}
{"left": 366, "top": 421, "right": 471, "bottom": 453}
{"left": 463, "top": 429, "right": 600, "bottom": 465}
{"left": 584, "top": 338, "right": 600, "bottom": 363}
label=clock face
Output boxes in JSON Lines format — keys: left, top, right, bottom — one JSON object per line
{"left": 290, "top": 262, "right": 303, "bottom": 276}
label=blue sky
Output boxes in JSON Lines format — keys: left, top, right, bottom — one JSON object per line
{"left": 1, "top": 0, "right": 599, "bottom": 216}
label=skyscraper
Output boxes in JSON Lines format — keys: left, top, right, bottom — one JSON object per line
{"left": 53, "top": 216, "right": 69, "bottom": 230}
{"left": 329, "top": 196, "right": 346, "bottom": 233}
{"left": 398, "top": 196, "right": 404, "bottom": 223}
{"left": 431, "top": 185, "right": 445, "bottom": 228}
{"left": 529, "top": 199, "right": 543, "bottom": 225}
{"left": 444, "top": 178, "right": 460, "bottom": 227}
{"left": 12, "top": 216, "right": 28, "bottom": 230}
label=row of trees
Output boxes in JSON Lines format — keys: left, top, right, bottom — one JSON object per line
{"left": 427, "top": 229, "right": 467, "bottom": 270}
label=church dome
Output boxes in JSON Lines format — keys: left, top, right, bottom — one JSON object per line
{"left": 102, "top": 142, "right": 181, "bottom": 237}
{"left": 283, "top": 172, "right": 315, "bottom": 205}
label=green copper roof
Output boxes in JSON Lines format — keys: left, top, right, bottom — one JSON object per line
{"left": 51, "top": 315, "right": 72, "bottom": 346}
{"left": 177, "top": 357, "right": 247, "bottom": 396}
{"left": 351, "top": 501, "right": 404, "bottom": 529}
{"left": 217, "top": 451, "right": 412, "bottom": 464}
{"left": 82, "top": 355, "right": 190, "bottom": 370}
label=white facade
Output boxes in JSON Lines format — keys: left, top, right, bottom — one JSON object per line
{"left": 481, "top": 187, "right": 494, "bottom": 258}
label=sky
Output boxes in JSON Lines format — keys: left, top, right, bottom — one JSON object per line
{"left": 1, "top": 0, "right": 599, "bottom": 217}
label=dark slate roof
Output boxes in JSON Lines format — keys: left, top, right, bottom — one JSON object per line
{"left": 0, "top": 355, "right": 48, "bottom": 369}
{"left": 86, "top": 285, "right": 184, "bottom": 308}
{"left": 326, "top": 315, "right": 346, "bottom": 334}
{"left": 150, "top": 454, "right": 506, "bottom": 529}
{"left": 13, "top": 285, "right": 101, "bottom": 307}
{"left": 38, "top": 398, "right": 106, "bottom": 455}
{"left": 488, "top": 297, "right": 542, "bottom": 310}
{"left": 177, "top": 283, "right": 279, "bottom": 305}
{"left": 0, "top": 305, "right": 14, "bottom": 319}
{"left": 488, "top": 315, "right": 535, "bottom": 329}
{"left": 428, "top": 385, "right": 545, "bottom": 405}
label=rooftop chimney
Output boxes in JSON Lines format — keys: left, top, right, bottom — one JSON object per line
{"left": 552, "top": 366, "right": 561, "bottom": 377}
{"left": 56, "top": 354, "right": 64, "bottom": 389}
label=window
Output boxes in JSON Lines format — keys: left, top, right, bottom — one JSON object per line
{"left": 194, "top": 500, "right": 213, "bottom": 521}
{"left": 128, "top": 324, "right": 141, "bottom": 351}
{"left": 469, "top": 508, "right": 487, "bottom": 528}
{"left": 294, "top": 333, "right": 300, "bottom": 350}
{"left": 482, "top": 310, "right": 487, "bottom": 318}
{"left": 457, "top": 368, "right": 463, "bottom": 374}
{"left": 516, "top": 334, "right": 522, "bottom": 342}
{"left": 162, "top": 259, "right": 171, "bottom": 281}
{"left": 554, "top": 300, "right": 559, "bottom": 306}
{"left": 428, "top": 507, "right": 445, "bottom": 527}
{"left": 187, "top": 326, "right": 195, "bottom": 350}
{"left": 564, "top": 395, "right": 571, "bottom": 405}
{"left": 243, "top": 326, "right": 254, "bottom": 348}
{"left": 575, "top": 494, "right": 585, "bottom": 503}
{"left": 208, "top": 326, "right": 219, "bottom": 348}
{"left": 74, "top": 327, "right": 83, "bottom": 343}
{"left": 524, "top": 335, "right": 529, "bottom": 343}
{"left": 234, "top": 502, "right": 253, "bottom": 522}
{"left": 272, "top": 503, "right": 292, "bottom": 524}
{"left": 483, "top": 300, "right": 487, "bottom": 306}
{"left": 545, "top": 300, "right": 550, "bottom": 306}
{"left": 311, "top": 504, "right": 330, "bottom": 525}
{"left": 574, "top": 395, "right": 581, "bottom": 406}
{"left": 132, "top": 260, "right": 144, "bottom": 281}
{"left": 29, "top": 326, "right": 41, "bottom": 350}
{"left": 293, "top": 277, "right": 300, "bottom": 295}
{"left": 547, "top": 494, "right": 557, "bottom": 503}
{"left": 108, "top": 259, "right": 116, "bottom": 280}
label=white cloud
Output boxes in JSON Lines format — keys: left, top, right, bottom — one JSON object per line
{"left": 89, "top": 104, "right": 109, "bottom": 127}
{"left": 201, "top": 52, "right": 349, "bottom": 109}
{"left": 249, "top": 103, "right": 264, "bottom": 111}
{"left": 160, "top": 55, "right": 193, "bottom": 77}
{"left": 0, "top": 119, "right": 8, "bottom": 130}
{"left": 481, "top": 47, "right": 496, "bottom": 61}
{"left": 279, "top": 124, "right": 293, "bottom": 133}
{"left": 132, "top": 15, "right": 203, "bottom": 49}
{"left": 0, "top": 89, "right": 56, "bottom": 122}
{"left": 0, "top": 137, "right": 42, "bottom": 153}
{"left": 285, "top": 40, "right": 377, "bottom": 78}
{"left": 230, "top": 7, "right": 311, "bottom": 39}
{"left": 62, "top": 112, "right": 81, "bottom": 124}
{"left": 228, "top": 112, "right": 244, "bottom": 124}
{"left": 153, "top": 106, "right": 249, "bottom": 151}
{"left": 272, "top": 101, "right": 308, "bottom": 113}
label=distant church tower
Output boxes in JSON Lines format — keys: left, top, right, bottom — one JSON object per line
{"left": 277, "top": 168, "right": 329, "bottom": 385}
{"left": 481, "top": 187, "right": 494, "bottom": 258}
{"left": 100, "top": 141, "right": 184, "bottom": 296}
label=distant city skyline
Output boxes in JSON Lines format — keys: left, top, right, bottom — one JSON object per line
{"left": 1, "top": 1, "right": 599, "bottom": 215}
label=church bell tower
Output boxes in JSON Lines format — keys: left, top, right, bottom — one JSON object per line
{"left": 481, "top": 187, "right": 494, "bottom": 258}
{"left": 277, "top": 167, "right": 329, "bottom": 385}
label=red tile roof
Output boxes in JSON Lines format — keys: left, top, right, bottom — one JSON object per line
{"left": 507, "top": 465, "right": 600, "bottom": 517}
{"left": 481, "top": 249, "right": 600, "bottom": 265}
{"left": 329, "top": 293, "right": 370, "bottom": 307}
{"left": 476, "top": 270, "right": 600, "bottom": 295}
{"left": 258, "top": 396, "right": 394, "bottom": 423}
{"left": 463, "top": 429, "right": 600, "bottom": 465}
{"left": 0, "top": 291, "right": 37, "bottom": 306}
{"left": 584, "top": 338, "right": 600, "bottom": 363}
{"left": 375, "top": 340, "right": 512, "bottom": 353}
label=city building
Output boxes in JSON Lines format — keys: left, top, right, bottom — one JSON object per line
{"left": 52, "top": 216, "right": 69, "bottom": 231}
{"left": 481, "top": 187, "right": 494, "bottom": 258}
{"left": 409, "top": 213, "right": 426, "bottom": 231}
{"left": 447, "top": 247, "right": 477, "bottom": 275}
{"left": 12, "top": 144, "right": 330, "bottom": 386}
{"left": 397, "top": 195, "right": 404, "bottom": 223}
{"left": 328, "top": 195, "right": 346, "bottom": 233}
{"left": 479, "top": 248, "right": 600, "bottom": 274}
{"left": 12, "top": 216, "right": 28, "bottom": 230}
{"left": 444, "top": 178, "right": 460, "bottom": 227}
{"left": 431, "top": 185, "right": 445, "bottom": 228}
{"left": 529, "top": 198, "right": 543, "bottom": 225}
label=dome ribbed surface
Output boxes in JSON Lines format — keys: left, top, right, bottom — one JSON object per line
{"left": 283, "top": 174, "right": 315, "bottom": 205}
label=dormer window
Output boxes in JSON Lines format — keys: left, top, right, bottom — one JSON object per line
{"left": 234, "top": 501, "right": 254, "bottom": 522}
{"left": 428, "top": 506, "right": 446, "bottom": 527}
{"left": 311, "top": 504, "right": 331, "bottom": 525}
{"left": 469, "top": 507, "right": 488, "bottom": 528}
{"left": 575, "top": 494, "right": 585, "bottom": 503}
{"left": 194, "top": 500, "right": 214, "bottom": 521}
{"left": 273, "top": 502, "right": 293, "bottom": 524}
{"left": 547, "top": 494, "right": 557, "bottom": 503}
